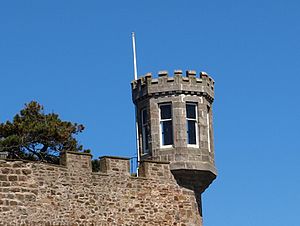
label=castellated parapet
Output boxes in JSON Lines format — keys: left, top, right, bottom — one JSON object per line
{"left": 0, "top": 151, "right": 202, "bottom": 225}
{"left": 131, "top": 70, "right": 215, "bottom": 105}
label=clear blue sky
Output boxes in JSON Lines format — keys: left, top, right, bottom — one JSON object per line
{"left": 1, "top": 1, "right": 299, "bottom": 225}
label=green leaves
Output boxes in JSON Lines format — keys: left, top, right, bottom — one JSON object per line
{"left": 0, "top": 101, "right": 88, "bottom": 164}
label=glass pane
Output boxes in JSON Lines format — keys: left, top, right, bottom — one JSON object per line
{"left": 187, "top": 120, "right": 197, "bottom": 144}
{"left": 162, "top": 121, "right": 173, "bottom": 145}
{"left": 142, "top": 109, "right": 147, "bottom": 124}
{"left": 142, "top": 126, "right": 149, "bottom": 153}
{"left": 186, "top": 104, "right": 196, "bottom": 119}
{"left": 160, "top": 104, "right": 172, "bottom": 119}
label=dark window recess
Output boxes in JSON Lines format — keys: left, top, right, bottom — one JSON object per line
{"left": 186, "top": 103, "right": 198, "bottom": 145}
{"left": 143, "top": 127, "right": 149, "bottom": 151}
{"left": 187, "top": 120, "right": 196, "bottom": 144}
{"left": 186, "top": 104, "right": 196, "bottom": 119}
{"left": 142, "top": 109, "right": 147, "bottom": 123}
{"left": 160, "top": 104, "right": 173, "bottom": 146}
{"left": 141, "top": 108, "right": 149, "bottom": 154}
{"left": 161, "top": 120, "right": 173, "bottom": 145}
{"left": 160, "top": 104, "right": 172, "bottom": 119}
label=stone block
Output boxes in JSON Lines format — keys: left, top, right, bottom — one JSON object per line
{"left": 8, "top": 175, "right": 18, "bottom": 181}
{"left": 0, "top": 174, "right": 7, "bottom": 181}
{"left": 99, "top": 156, "right": 130, "bottom": 176}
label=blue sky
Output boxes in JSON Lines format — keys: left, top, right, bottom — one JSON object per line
{"left": 1, "top": 1, "right": 300, "bottom": 225}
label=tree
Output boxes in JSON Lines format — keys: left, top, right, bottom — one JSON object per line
{"left": 0, "top": 101, "right": 90, "bottom": 164}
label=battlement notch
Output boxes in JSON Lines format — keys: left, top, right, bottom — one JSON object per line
{"left": 131, "top": 69, "right": 215, "bottom": 104}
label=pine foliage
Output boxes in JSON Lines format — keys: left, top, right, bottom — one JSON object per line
{"left": 0, "top": 101, "right": 89, "bottom": 164}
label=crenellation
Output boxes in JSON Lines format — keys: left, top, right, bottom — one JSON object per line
{"left": 131, "top": 69, "right": 215, "bottom": 105}
{"left": 174, "top": 69, "right": 183, "bottom": 75}
{"left": 182, "top": 77, "right": 190, "bottom": 82}
{"left": 158, "top": 70, "right": 168, "bottom": 77}
{"left": 145, "top": 72, "right": 152, "bottom": 78}
{"left": 0, "top": 151, "right": 203, "bottom": 225}
{"left": 99, "top": 156, "right": 130, "bottom": 176}
{"left": 186, "top": 70, "right": 196, "bottom": 78}
{"left": 200, "top": 71, "right": 215, "bottom": 93}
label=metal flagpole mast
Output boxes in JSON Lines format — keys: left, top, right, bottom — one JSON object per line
{"left": 132, "top": 32, "right": 138, "bottom": 80}
{"left": 132, "top": 32, "right": 140, "bottom": 175}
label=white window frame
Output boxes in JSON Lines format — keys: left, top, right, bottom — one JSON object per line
{"left": 141, "top": 108, "right": 149, "bottom": 154}
{"left": 159, "top": 103, "right": 173, "bottom": 148}
{"left": 186, "top": 102, "right": 199, "bottom": 148}
{"left": 207, "top": 106, "right": 211, "bottom": 152}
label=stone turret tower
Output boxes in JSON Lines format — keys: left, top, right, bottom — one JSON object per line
{"left": 131, "top": 69, "right": 217, "bottom": 216}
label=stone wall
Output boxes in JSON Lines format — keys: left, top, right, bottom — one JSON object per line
{"left": 0, "top": 151, "right": 202, "bottom": 226}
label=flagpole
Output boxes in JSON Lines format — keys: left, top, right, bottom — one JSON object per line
{"left": 132, "top": 32, "right": 140, "bottom": 175}
{"left": 132, "top": 32, "right": 138, "bottom": 80}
